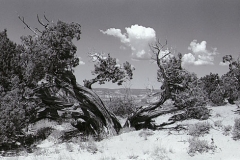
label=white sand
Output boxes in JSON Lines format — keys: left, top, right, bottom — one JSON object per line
{"left": 2, "top": 104, "right": 240, "bottom": 160}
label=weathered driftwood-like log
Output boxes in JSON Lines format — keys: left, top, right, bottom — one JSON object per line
{"left": 33, "top": 71, "right": 121, "bottom": 136}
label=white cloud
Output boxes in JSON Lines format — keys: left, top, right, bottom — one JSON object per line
{"left": 100, "top": 24, "right": 156, "bottom": 60}
{"left": 182, "top": 40, "right": 218, "bottom": 66}
{"left": 182, "top": 53, "right": 196, "bottom": 65}
{"left": 219, "top": 61, "right": 229, "bottom": 66}
{"left": 79, "top": 61, "right": 85, "bottom": 65}
{"left": 100, "top": 28, "right": 129, "bottom": 43}
{"left": 78, "top": 57, "right": 85, "bottom": 65}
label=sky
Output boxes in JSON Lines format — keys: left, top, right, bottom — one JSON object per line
{"left": 0, "top": 0, "right": 240, "bottom": 89}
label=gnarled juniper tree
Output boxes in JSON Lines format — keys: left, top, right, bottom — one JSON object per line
{"left": 124, "top": 40, "right": 209, "bottom": 130}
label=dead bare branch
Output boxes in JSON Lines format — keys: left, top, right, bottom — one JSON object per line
{"left": 44, "top": 14, "right": 50, "bottom": 23}
{"left": 37, "top": 14, "right": 49, "bottom": 29}
{"left": 18, "top": 15, "right": 39, "bottom": 36}
{"left": 35, "top": 28, "right": 43, "bottom": 34}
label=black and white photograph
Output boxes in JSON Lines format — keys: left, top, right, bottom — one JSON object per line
{"left": 0, "top": 0, "right": 240, "bottom": 159}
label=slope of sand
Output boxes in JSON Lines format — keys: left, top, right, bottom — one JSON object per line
{"left": 1, "top": 104, "right": 240, "bottom": 160}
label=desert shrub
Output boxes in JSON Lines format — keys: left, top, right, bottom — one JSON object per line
{"left": 188, "top": 137, "right": 216, "bottom": 156}
{"left": 214, "top": 120, "right": 223, "bottom": 128}
{"left": 223, "top": 125, "right": 232, "bottom": 136}
{"left": 105, "top": 92, "right": 136, "bottom": 117}
{"left": 232, "top": 118, "right": 240, "bottom": 140}
{"left": 188, "top": 122, "right": 211, "bottom": 137}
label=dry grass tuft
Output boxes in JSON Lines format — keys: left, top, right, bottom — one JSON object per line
{"left": 188, "top": 137, "right": 217, "bottom": 156}
{"left": 188, "top": 122, "right": 211, "bottom": 137}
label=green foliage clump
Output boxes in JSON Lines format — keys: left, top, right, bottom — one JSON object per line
{"left": 200, "top": 73, "right": 225, "bottom": 105}
{"left": 223, "top": 125, "right": 232, "bottom": 136}
{"left": 84, "top": 53, "right": 135, "bottom": 89}
{"left": 20, "top": 20, "right": 81, "bottom": 86}
{"left": 209, "top": 88, "right": 225, "bottom": 106}
{"left": 171, "top": 72, "right": 210, "bottom": 120}
{"left": 173, "top": 83, "right": 208, "bottom": 109}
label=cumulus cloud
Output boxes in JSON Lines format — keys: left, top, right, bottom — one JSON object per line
{"left": 100, "top": 28, "right": 129, "bottom": 43}
{"left": 182, "top": 40, "right": 218, "bottom": 66}
{"left": 100, "top": 24, "right": 156, "bottom": 60}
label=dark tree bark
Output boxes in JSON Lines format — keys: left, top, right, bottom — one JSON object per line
{"left": 33, "top": 71, "right": 121, "bottom": 136}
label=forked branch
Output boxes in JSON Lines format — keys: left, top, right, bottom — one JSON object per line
{"left": 18, "top": 15, "right": 39, "bottom": 35}
{"left": 37, "top": 14, "right": 49, "bottom": 29}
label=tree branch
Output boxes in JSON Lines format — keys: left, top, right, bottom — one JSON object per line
{"left": 37, "top": 14, "right": 49, "bottom": 29}
{"left": 18, "top": 15, "right": 39, "bottom": 36}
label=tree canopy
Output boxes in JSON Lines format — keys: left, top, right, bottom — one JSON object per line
{"left": 84, "top": 53, "right": 135, "bottom": 89}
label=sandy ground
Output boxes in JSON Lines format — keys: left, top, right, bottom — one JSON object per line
{"left": 1, "top": 104, "right": 240, "bottom": 160}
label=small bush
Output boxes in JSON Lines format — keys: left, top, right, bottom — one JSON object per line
{"left": 105, "top": 95, "right": 136, "bottom": 117}
{"left": 188, "top": 122, "right": 211, "bottom": 137}
{"left": 188, "top": 137, "right": 216, "bottom": 156}
{"left": 223, "top": 125, "right": 232, "bottom": 136}
{"left": 232, "top": 118, "right": 240, "bottom": 140}
{"left": 214, "top": 120, "right": 223, "bottom": 128}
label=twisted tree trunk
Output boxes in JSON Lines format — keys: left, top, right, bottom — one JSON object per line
{"left": 33, "top": 71, "right": 121, "bottom": 136}
{"left": 124, "top": 41, "right": 178, "bottom": 130}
